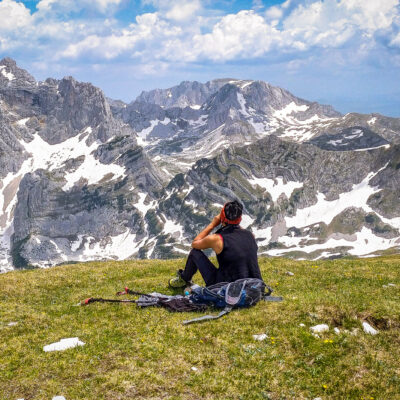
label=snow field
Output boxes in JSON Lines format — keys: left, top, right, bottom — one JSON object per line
{"left": 69, "top": 229, "right": 144, "bottom": 261}
{"left": 0, "top": 65, "right": 15, "bottom": 81}
{"left": 248, "top": 176, "right": 303, "bottom": 202}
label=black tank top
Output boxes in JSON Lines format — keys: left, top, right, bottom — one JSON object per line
{"left": 215, "top": 225, "right": 262, "bottom": 283}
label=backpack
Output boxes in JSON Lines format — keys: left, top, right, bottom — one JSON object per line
{"left": 183, "top": 278, "right": 282, "bottom": 325}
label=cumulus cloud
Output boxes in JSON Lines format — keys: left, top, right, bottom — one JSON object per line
{"left": 37, "top": 0, "right": 124, "bottom": 14}
{"left": 0, "top": 0, "right": 32, "bottom": 32}
{"left": 166, "top": 0, "right": 201, "bottom": 21}
{"left": 265, "top": 6, "right": 283, "bottom": 20}
{"left": 143, "top": 0, "right": 201, "bottom": 21}
{"left": 1, "top": 0, "right": 400, "bottom": 70}
{"left": 191, "top": 11, "right": 280, "bottom": 61}
{"left": 58, "top": 13, "right": 182, "bottom": 59}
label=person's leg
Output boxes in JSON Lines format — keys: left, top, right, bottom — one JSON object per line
{"left": 180, "top": 249, "right": 218, "bottom": 286}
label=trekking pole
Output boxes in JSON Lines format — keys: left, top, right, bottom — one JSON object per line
{"left": 116, "top": 287, "right": 160, "bottom": 297}
{"left": 80, "top": 297, "right": 138, "bottom": 306}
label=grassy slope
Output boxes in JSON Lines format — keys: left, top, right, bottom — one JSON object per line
{"left": 0, "top": 256, "right": 399, "bottom": 400}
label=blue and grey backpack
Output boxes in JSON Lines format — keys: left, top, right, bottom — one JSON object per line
{"left": 183, "top": 278, "right": 283, "bottom": 325}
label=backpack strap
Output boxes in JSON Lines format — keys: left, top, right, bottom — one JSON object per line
{"left": 262, "top": 285, "right": 282, "bottom": 301}
{"left": 263, "top": 295, "right": 283, "bottom": 302}
{"left": 182, "top": 306, "right": 232, "bottom": 325}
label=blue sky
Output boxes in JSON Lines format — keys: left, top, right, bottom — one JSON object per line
{"left": 1, "top": 0, "right": 400, "bottom": 116}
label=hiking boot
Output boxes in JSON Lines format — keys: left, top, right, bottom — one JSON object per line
{"left": 169, "top": 269, "right": 191, "bottom": 288}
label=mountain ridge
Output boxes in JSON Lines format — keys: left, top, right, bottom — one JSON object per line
{"left": 0, "top": 57, "right": 399, "bottom": 271}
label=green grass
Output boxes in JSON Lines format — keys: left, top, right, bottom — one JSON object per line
{"left": 1, "top": 256, "right": 399, "bottom": 400}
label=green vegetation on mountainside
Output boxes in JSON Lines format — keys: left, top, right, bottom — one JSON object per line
{"left": 0, "top": 256, "right": 399, "bottom": 400}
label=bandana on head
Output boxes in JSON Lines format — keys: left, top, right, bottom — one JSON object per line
{"left": 220, "top": 203, "right": 242, "bottom": 225}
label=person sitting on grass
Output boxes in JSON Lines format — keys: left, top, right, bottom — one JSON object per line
{"left": 168, "top": 200, "right": 263, "bottom": 288}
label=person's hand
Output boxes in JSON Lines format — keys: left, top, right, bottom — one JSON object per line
{"left": 212, "top": 214, "right": 221, "bottom": 227}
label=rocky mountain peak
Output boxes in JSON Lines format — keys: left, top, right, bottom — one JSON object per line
{"left": 0, "top": 57, "right": 17, "bottom": 68}
{"left": 0, "top": 57, "right": 36, "bottom": 87}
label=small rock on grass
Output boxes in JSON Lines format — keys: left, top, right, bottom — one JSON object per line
{"left": 334, "top": 327, "right": 340, "bottom": 334}
{"left": 310, "top": 324, "right": 329, "bottom": 333}
{"left": 43, "top": 338, "right": 85, "bottom": 352}
{"left": 286, "top": 271, "right": 294, "bottom": 276}
{"left": 52, "top": 397, "right": 66, "bottom": 400}
{"left": 191, "top": 367, "right": 198, "bottom": 372}
{"left": 382, "top": 283, "right": 396, "bottom": 288}
{"left": 7, "top": 322, "right": 18, "bottom": 326}
{"left": 362, "top": 322, "right": 379, "bottom": 335}
{"left": 253, "top": 333, "right": 268, "bottom": 341}
{"left": 299, "top": 323, "right": 305, "bottom": 327}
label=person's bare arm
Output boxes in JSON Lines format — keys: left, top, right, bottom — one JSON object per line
{"left": 191, "top": 215, "right": 223, "bottom": 254}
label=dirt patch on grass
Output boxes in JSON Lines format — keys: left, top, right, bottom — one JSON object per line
{"left": 366, "top": 315, "right": 399, "bottom": 330}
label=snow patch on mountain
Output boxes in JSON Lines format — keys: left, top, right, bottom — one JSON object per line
{"left": 189, "top": 114, "right": 207, "bottom": 127}
{"left": 249, "top": 176, "right": 303, "bottom": 202}
{"left": 249, "top": 119, "right": 269, "bottom": 134}
{"left": 251, "top": 226, "right": 273, "bottom": 246}
{"left": 162, "top": 214, "right": 185, "bottom": 238}
{"left": 137, "top": 118, "right": 171, "bottom": 144}
{"left": 20, "top": 129, "right": 127, "bottom": 191}
{"left": 16, "top": 118, "right": 29, "bottom": 126}
{"left": 274, "top": 102, "right": 309, "bottom": 120}
{"left": 22, "top": 129, "right": 96, "bottom": 171}
{"left": 69, "top": 229, "right": 144, "bottom": 261}
{"left": 345, "top": 128, "right": 364, "bottom": 139}
{"left": 135, "top": 192, "right": 156, "bottom": 216}
{"left": 285, "top": 169, "right": 384, "bottom": 228}
{"left": 354, "top": 144, "right": 391, "bottom": 152}
{"left": 241, "top": 214, "right": 254, "bottom": 229}
{"left": 266, "top": 227, "right": 400, "bottom": 258}
{"left": 63, "top": 154, "right": 125, "bottom": 191}
{"left": 237, "top": 93, "right": 250, "bottom": 117}
{"left": 0, "top": 65, "right": 15, "bottom": 81}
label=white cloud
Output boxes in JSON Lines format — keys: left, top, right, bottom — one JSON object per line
{"left": 1, "top": 0, "right": 400, "bottom": 70}
{"left": 94, "top": 0, "right": 124, "bottom": 12}
{"left": 265, "top": 6, "right": 283, "bottom": 20}
{"left": 0, "top": 0, "right": 32, "bottom": 32}
{"left": 37, "top": 0, "right": 123, "bottom": 14}
{"left": 53, "top": 0, "right": 400, "bottom": 64}
{"left": 252, "top": 0, "right": 264, "bottom": 11}
{"left": 58, "top": 13, "right": 182, "bottom": 60}
{"left": 390, "top": 32, "right": 400, "bottom": 47}
{"left": 191, "top": 10, "right": 280, "bottom": 61}
{"left": 342, "top": 0, "right": 399, "bottom": 31}
{"left": 166, "top": 0, "right": 201, "bottom": 21}
{"left": 143, "top": 0, "right": 201, "bottom": 21}
{"left": 283, "top": 0, "right": 399, "bottom": 48}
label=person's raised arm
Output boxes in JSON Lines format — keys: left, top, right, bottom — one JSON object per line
{"left": 191, "top": 215, "right": 223, "bottom": 254}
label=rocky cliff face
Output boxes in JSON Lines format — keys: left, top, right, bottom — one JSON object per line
{"left": 0, "top": 58, "right": 399, "bottom": 271}
{"left": 0, "top": 58, "right": 162, "bottom": 271}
